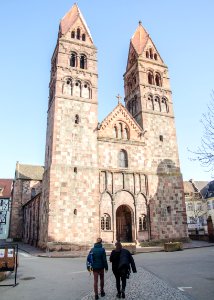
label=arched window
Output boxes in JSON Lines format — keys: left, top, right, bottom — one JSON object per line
{"left": 161, "top": 97, "right": 168, "bottom": 113}
{"left": 146, "top": 51, "right": 149, "bottom": 58}
{"left": 155, "top": 73, "right": 161, "bottom": 87}
{"left": 119, "top": 149, "right": 128, "bottom": 168}
{"left": 82, "top": 34, "right": 86, "bottom": 41}
{"left": 80, "top": 54, "right": 87, "bottom": 69}
{"left": 73, "top": 80, "right": 81, "bottom": 97}
{"left": 114, "top": 126, "right": 118, "bottom": 138}
{"left": 63, "top": 78, "right": 72, "bottom": 95}
{"left": 101, "top": 213, "right": 111, "bottom": 230}
{"left": 124, "top": 127, "right": 129, "bottom": 140}
{"left": 148, "top": 72, "right": 154, "bottom": 85}
{"left": 139, "top": 214, "right": 147, "bottom": 231}
{"left": 147, "top": 95, "right": 153, "bottom": 110}
{"left": 81, "top": 82, "right": 91, "bottom": 99}
{"left": 70, "top": 52, "right": 77, "bottom": 67}
{"left": 76, "top": 28, "right": 80, "bottom": 39}
{"left": 149, "top": 48, "right": 153, "bottom": 59}
{"left": 71, "top": 31, "right": 75, "bottom": 38}
{"left": 154, "top": 96, "right": 160, "bottom": 111}
{"left": 154, "top": 53, "right": 158, "bottom": 60}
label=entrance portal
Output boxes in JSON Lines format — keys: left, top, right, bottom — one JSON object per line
{"left": 116, "top": 205, "right": 133, "bottom": 242}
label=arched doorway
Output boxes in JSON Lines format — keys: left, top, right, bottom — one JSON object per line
{"left": 116, "top": 205, "right": 133, "bottom": 242}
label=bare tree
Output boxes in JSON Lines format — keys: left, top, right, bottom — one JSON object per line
{"left": 191, "top": 91, "right": 214, "bottom": 173}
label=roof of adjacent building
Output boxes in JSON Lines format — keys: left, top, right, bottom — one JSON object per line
{"left": 0, "top": 179, "right": 13, "bottom": 198}
{"left": 183, "top": 179, "right": 212, "bottom": 198}
{"left": 15, "top": 162, "right": 44, "bottom": 180}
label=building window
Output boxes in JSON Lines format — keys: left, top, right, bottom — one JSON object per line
{"left": 155, "top": 73, "right": 161, "bottom": 87}
{"left": 75, "top": 114, "right": 80, "bottom": 124}
{"left": 159, "top": 135, "right": 163, "bottom": 142}
{"left": 146, "top": 51, "right": 149, "bottom": 58}
{"left": 70, "top": 52, "right": 77, "bottom": 67}
{"left": 101, "top": 213, "right": 111, "bottom": 230}
{"left": 119, "top": 149, "right": 128, "bottom": 168}
{"left": 74, "top": 167, "right": 77, "bottom": 173}
{"left": 82, "top": 34, "right": 86, "bottom": 41}
{"left": 71, "top": 31, "right": 75, "bottom": 38}
{"left": 77, "top": 28, "right": 80, "bottom": 39}
{"left": 154, "top": 53, "right": 158, "bottom": 60}
{"left": 74, "top": 209, "right": 77, "bottom": 215}
{"left": 80, "top": 54, "right": 87, "bottom": 69}
{"left": 139, "top": 214, "right": 147, "bottom": 231}
{"left": 148, "top": 72, "right": 154, "bottom": 85}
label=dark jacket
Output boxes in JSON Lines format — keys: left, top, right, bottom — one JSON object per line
{"left": 110, "top": 248, "right": 137, "bottom": 274}
{"left": 92, "top": 243, "right": 108, "bottom": 271}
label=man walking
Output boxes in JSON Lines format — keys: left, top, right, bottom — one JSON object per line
{"left": 90, "top": 237, "right": 108, "bottom": 299}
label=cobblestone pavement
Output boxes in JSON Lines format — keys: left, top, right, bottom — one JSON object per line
{"left": 81, "top": 267, "right": 192, "bottom": 300}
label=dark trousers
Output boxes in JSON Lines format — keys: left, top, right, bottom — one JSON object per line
{"left": 113, "top": 270, "right": 127, "bottom": 293}
{"left": 93, "top": 269, "right": 104, "bottom": 295}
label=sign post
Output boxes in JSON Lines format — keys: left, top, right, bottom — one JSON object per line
{"left": 0, "top": 244, "right": 18, "bottom": 287}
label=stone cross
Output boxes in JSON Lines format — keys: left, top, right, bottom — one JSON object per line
{"left": 116, "top": 94, "right": 122, "bottom": 104}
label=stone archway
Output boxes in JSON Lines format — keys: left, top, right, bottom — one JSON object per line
{"left": 116, "top": 205, "right": 133, "bottom": 242}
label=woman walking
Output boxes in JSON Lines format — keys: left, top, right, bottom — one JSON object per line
{"left": 110, "top": 242, "right": 137, "bottom": 298}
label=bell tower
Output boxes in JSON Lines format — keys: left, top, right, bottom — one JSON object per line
{"left": 124, "top": 22, "right": 187, "bottom": 240}
{"left": 39, "top": 4, "right": 99, "bottom": 247}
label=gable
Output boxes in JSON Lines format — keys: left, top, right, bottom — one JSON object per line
{"left": 144, "top": 37, "right": 164, "bottom": 63}
{"left": 98, "top": 103, "right": 144, "bottom": 142}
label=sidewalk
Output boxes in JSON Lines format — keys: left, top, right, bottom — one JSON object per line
{"left": 2, "top": 239, "right": 214, "bottom": 258}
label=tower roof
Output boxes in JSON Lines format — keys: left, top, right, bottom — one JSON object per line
{"left": 60, "top": 3, "right": 93, "bottom": 42}
{"left": 131, "top": 21, "right": 149, "bottom": 55}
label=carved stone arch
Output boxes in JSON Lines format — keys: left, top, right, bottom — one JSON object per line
{"left": 147, "top": 93, "right": 154, "bottom": 110}
{"left": 70, "top": 51, "right": 78, "bottom": 67}
{"left": 73, "top": 79, "right": 82, "bottom": 97}
{"left": 155, "top": 72, "right": 162, "bottom": 87}
{"left": 62, "top": 76, "right": 73, "bottom": 95}
{"left": 100, "top": 192, "right": 113, "bottom": 231}
{"left": 147, "top": 69, "right": 154, "bottom": 85}
{"left": 82, "top": 80, "right": 91, "bottom": 99}
{"left": 161, "top": 96, "right": 169, "bottom": 113}
{"left": 114, "top": 191, "right": 135, "bottom": 242}
{"left": 154, "top": 95, "right": 161, "bottom": 112}
{"left": 79, "top": 52, "right": 87, "bottom": 69}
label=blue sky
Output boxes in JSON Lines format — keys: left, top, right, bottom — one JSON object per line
{"left": 0, "top": 0, "right": 214, "bottom": 181}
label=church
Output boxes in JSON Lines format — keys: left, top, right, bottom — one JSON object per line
{"left": 10, "top": 3, "right": 188, "bottom": 249}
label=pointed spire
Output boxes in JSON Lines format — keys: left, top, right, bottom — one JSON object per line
{"left": 59, "top": 3, "right": 93, "bottom": 42}
{"left": 131, "top": 21, "right": 149, "bottom": 55}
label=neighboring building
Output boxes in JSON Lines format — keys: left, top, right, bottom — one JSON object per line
{"left": 10, "top": 162, "right": 44, "bottom": 243}
{"left": 183, "top": 179, "right": 214, "bottom": 235}
{"left": 0, "top": 179, "right": 13, "bottom": 239}
{"left": 10, "top": 4, "right": 188, "bottom": 249}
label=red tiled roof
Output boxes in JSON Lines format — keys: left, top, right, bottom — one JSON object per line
{"left": 0, "top": 179, "right": 13, "bottom": 198}
{"left": 131, "top": 22, "right": 149, "bottom": 55}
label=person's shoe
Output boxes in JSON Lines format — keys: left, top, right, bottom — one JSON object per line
{"left": 101, "top": 291, "right": 105, "bottom": 297}
{"left": 116, "top": 292, "right": 121, "bottom": 298}
{"left": 95, "top": 295, "right": 99, "bottom": 300}
{"left": 121, "top": 291, "right": 125, "bottom": 298}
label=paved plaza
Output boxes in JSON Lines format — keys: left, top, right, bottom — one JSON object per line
{"left": 81, "top": 267, "right": 191, "bottom": 300}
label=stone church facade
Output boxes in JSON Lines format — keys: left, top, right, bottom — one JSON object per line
{"left": 10, "top": 4, "right": 188, "bottom": 248}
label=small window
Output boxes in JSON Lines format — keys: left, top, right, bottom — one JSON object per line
{"left": 74, "top": 167, "right": 77, "bottom": 173}
{"left": 74, "top": 209, "right": 77, "bottom": 215}
{"left": 119, "top": 149, "right": 128, "bottom": 168}
{"left": 155, "top": 73, "right": 161, "bottom": 87}
{"left": 146, "top": 51, "right": 149, "bottom": 58}
{"left": 139, "top": 214, "right": 147, "bottom": 231}
{"left": 159, "top": 135, "right": 163, "bottom": 142}
{"left": 77, "top": 28, "right": 80, "bottom": 39}
{"left": 167, "top": 206, "right": 171, "bottom": 213}
{"left": 149, "top": 48, "right": 153, "bottom": 59}
{"left": 75, "top": 114, "right": 80, "bottom": 124}
{"left": 80, "top": 54, "right": 87, "bottom": 69}
{"left": 82, "top": 34, "right": 86, "bottom": 41}
{"left": 71, "top": 31, "right": 75, "bottom": 38}
{"left": 148, "top": 72, "right": 153, "bottom": 85}
{"left": 154, "top": 53, "right": 158, "bottom": 60}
